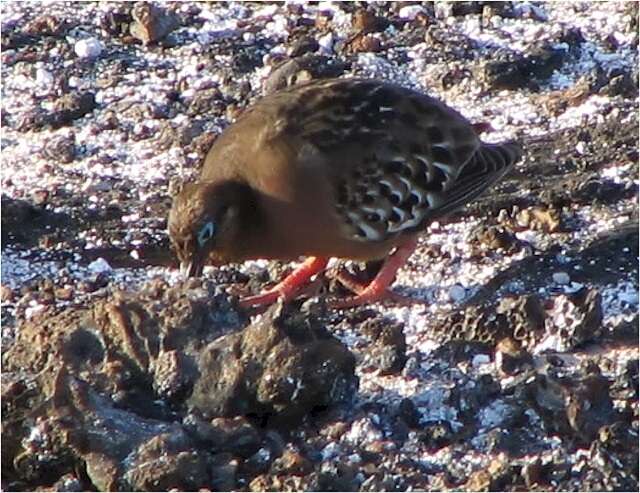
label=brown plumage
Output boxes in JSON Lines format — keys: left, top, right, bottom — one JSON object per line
{"left": 168, "top": 78, "right": 522, "bottom": 308}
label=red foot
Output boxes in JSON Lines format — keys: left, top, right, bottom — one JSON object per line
{"left": 240, "top": 257, "right": 329, "bottom": 308}
{"left": 332, "top": 269, "right": 418, "bottom": 306}
{"left": 329, "top": 238, "right": 423, "bottom": 309}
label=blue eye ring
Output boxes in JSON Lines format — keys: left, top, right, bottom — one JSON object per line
{"left": 197, "top": 221, "right": 215, "bottom": 247}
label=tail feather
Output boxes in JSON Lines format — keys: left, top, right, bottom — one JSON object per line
{"left": 429, "top": 140, "right": 522, "bottom": 218}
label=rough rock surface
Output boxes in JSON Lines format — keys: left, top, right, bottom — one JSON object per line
{"left": 3, "top": 282, "right": 356, "bottom": 491}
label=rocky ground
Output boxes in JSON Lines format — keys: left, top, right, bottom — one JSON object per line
{"left": 1, "top": 1, "right": 638, "bottom": 491}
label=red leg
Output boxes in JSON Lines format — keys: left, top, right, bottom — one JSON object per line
{"left": 240, "top": 257, "right": 329, "bottom": 308}
{"left": 329, "top": 238, "right": 422, "bottom": 309}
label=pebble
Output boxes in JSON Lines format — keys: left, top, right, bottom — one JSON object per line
{"left": 74, "top": 38, "right": 103, "bottom": 59}
{"left": 472, "top": 354, "right": 491, "bottom": 367}
{"left": 448, "top": 284, "right": 467, "bottom": 302}
{"left": 88, "top": 258, "right": 112, "bottom": 274}
{"left": 553, "top": 271, "right": 571, "bottom": 285}
{"left": 35, "top": 68, "right": 54, "bottom": 87}
{"left": 55, "top": 287, "right": 74, "bottom": 301}
{"left": 399, "top": 5, "right": 427, "bottom": 21}
{"left": 317, "top": 32, "right": 334, "bottom": 55}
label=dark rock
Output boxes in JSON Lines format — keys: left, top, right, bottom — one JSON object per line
{"left": 485, "top": 428, "right": 531, "bottom": 457}
{"left": 463, "top": 459, "right": 511, "bottom": 491}
{"left": 528, "top": 363, "right": 617, "bottom": 444}
{"left": 340, "top": 32, "right": 382, "bottom": 54}
{"left": 1, "top": 25, "right": 37, "bottom": 50}
{"left": 545, "top": 288, "right": 603, "bottom": 351}
{"left": 230, "top": 45, "right": 264, "bottom": 74}
{"left": 123, "top": 431, "right": 212, "bottom": 491}
{"left": 396, "top": 398, "right": 421, "bottom": 428}
{"left": 16, "top": 92, "right": 96, "bottom": 132}
{"left": 183, "top": 414, "right": 261, "bottom": 457}
{"left": 471, "top": 224, "right": 522, "bottom": 252}
{"left": 3, "top": 279, "right": 243, "bottom": 417}
{"left": 42, "top": 133, "right": 76, "bottom": 164}
{"left": 495, "top": 337, "right": 534, "bottom": 376}
{"left": 1, "top": 196, "right": 52, "bottom": 245}
{"left": 8, "top": 369, "right": 207, "bottom": 491}
{"left": 352, "top": 8, "right": 388, "bottom": 33}
{"left": 23, "top": 14, "right": 70, "bottom": 38}
{"left": 575, "top": 176, "right": 632, "bottom": 204}
{"left": 185, "top": 88, "right": 226, "bottom": 117}
{"left": 313, "top": 462, "right": 360, "bottom": 491}
{"left": 50, "top": 473, "right": 84, "bottom": 492}
{"left": 601, "top": 69, "right": 639, "bottom": 98}
{"left": 521, "top": 459, "right": 546, "bottom": 489}
{"left": 587, "top": 421, "right": 639, "bottom": 491}
{"left": 451, "top": 2, "right": 485, "bottom": 17}
{"left": 360, "top": 316, "right": 407, "bottom": 374}
{"left": 287, "top": 36, "right": 319, "bottom": 57}
{"left": 566, "top": 364, "right": 616, "bottom": 443}
{"left": 188, "top": 302, "right": 357, "bottom": 423}
{"left": 419, "top": 420, "right": 456, "bottom": 451}
{"left": 270, "top": 447, "right": 313, "bottom": 475}
{"left": 429, "top": 294, "right": 546, "bottom": 348}
{"left": 481, "top": 2, "right": 517, "bottom": 22}
{"left": 208, "top": 452, "right": 239, "bottom": 491}
{"left": 479, "top": 43, "right": 569, "bottom": 91}
{"left": 98, "top": 4, "right": 134, "bottom": 37}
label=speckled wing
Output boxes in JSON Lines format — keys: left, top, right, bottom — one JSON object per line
{"left": 267, "top": 78, "right": 519, "bottom": 242}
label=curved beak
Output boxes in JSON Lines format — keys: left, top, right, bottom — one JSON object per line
{"left": 180, "top": 257, "right": 204, "bottom": 278}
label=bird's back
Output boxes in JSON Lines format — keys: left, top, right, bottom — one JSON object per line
{"left": 199, "top": 78, "right": 522, "bottom": 259}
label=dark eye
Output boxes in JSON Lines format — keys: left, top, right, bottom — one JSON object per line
{"left": 196, "top": 221, "right": 215, "bottom": 247}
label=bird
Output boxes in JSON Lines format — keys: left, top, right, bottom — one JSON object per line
{"left": 168, "top": 77, "right": 522, "bottom": 309}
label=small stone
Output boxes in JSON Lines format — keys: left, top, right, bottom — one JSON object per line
{"left": 399, "top": 5, "right": 426, "bottom": 21}
{"left": 35, "top": 68, "right": 54, "bottom": 87}
{"left": 495, "top": 337, "right": 533, "bottom": 376}
{"left": 472, "top": 354, "right": 491, "bottom": 367}
{"left": 352, "top": 9, "right": 379, "bottom": 32}
{"left": 271, "top": 448, "right": 312, "bottom": 475}
{"left": 315, "top": 10, "right": 333, "bottom": 31}
{"left": 360, "top": 316, "right": 407, "bottom": 374}
{"left": 31, "top": 189, "right": 49, "bottom": 205}
{"left": 88, "top": 257, "right": 112, "bottom": 274}
{"left": 43, "top": 134, "right": 76, "bottom": 163}
{"left": 1, "top": 284, "right": 14, "bottom": 302}
{"left": 130, "top": 2, "right": 179, "bottom": 45}
{"left": 74, "top": 38, "right": 103, "bottom": 59}
{"left": 397, "top": 398, "right": 421, "bottom": 428}
{"left": 317, "top": 32, "right": 334, "bottom": 54}
{"left": 287, "top": 36, "right": 319, "bottom": 57}
{"left": 553, "top": 272, "right": 570, "bottom": 285}
{"left": 449, "top": 284, "right": 466, "bottom": 302}
{"left": 55, "top": 287, "right": 74, "bottom": 301}
{"left": 343, "top": 33, "right": 381, "bottom": 53}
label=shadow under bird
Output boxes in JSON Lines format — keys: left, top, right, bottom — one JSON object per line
{"left": 168, "top": 78, "right": 522, "bottom": 309}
